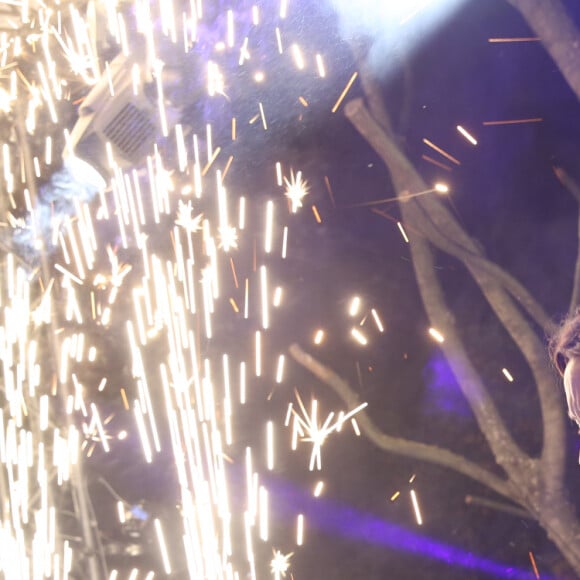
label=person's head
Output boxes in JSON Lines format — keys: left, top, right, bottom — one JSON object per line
{"left": 550, "top": 309, "right": 580, "bottom": 376}
{"left": 550, "top": 309, "right": 580, "bottom": 426}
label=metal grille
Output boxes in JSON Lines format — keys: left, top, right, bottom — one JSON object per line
{"left": 103, "top": 102, "right": 156, "bottom": 160}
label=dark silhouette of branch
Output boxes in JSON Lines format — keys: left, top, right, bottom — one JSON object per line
{"left": 289, "top": 344, "right": 517, "bottom": 502}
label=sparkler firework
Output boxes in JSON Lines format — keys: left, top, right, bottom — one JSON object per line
{"left": 0, "top": 1, "right": 379, "bottom": 578}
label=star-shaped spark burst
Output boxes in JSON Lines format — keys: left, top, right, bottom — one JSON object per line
{"left": 292, "top": 389, "right": 368, "bottom": 471}
{"left": 218, "top": 225, "right": 238, "bottom": 251}
{"left": 107, "top": 245, "right": 132, "bottom": 287}
{"left": 270, "top": 549, "right": 293, "bottom": 579}
{"left": 175, "top": 200, "right": 203, "bottom": 233}
{"left": 82, "top": 409, "right": 114, "bottom": 457}
{"left": 283, "top": 170, "right": 309, "bottom": 213}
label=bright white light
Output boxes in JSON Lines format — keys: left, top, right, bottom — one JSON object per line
{"left": 63, "top": 155, "right": 107, "bottom": 191}
{"left": 330, "top": 0, "right": 467, "bottom": 76}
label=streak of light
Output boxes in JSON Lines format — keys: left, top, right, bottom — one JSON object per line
{"left": 428, "top": 327, "right": 445, "bottom": 343}
{"left": 323, "top": 175, "right": 336, "bottom": 207}
{"left": 240, "top": 361, "right": 247, "bottom": 404}
{"left": 201, "top": 146, "right": 221, "bottom": 176}
{"left": 311, "top": 205, "right": 322, "bottom": 223}
{"left": 331, "top": 72, "right": 358, "bottom": 113}
{"left": 117, "top": 502, "right": 126, "bottom": 524}
{"left": 154, "top": 518, "right": 172, "bottom": 574}
{"left": 488, "top": 37, "right": 540, "bottom": 43}
{"left": 410, "top": 489, "right": 423, "bottom": 526}
{"left": 529, "top": 551, "right": 540, "bottom": 579}
{"left": 291, "top": 44, "right": 304, "bottom": 70}
{"left": 397, "top": 221, "right": 409, "bottom": 243}
{"left": 281, "top": 226, "right": 288, "bottom": 259}
{"left": 267, "top": 421, "right": 275, "bottom": 470}
{"left": 351, "top": 418, "right": 361, "bottom": 436}
{"left": 371, "top": 309, "right": 384, "bottom": 332}
{"left": 54, "top": 264, "right": 83, "bottom": 286}
{"left": 259, "top": 486, "right": 269, "bottom": 540}
{"left": 258, "top": 102, "right": 268, "bottom": 130}
{"left": 229, "top": 257, "right": 239, "bottom": 289}
{"left": 298, "top": 96, "right": 308, "bottom": 107}
{"left": 313, "top": 481, "right": 324, "bottom": 497}
{"left": 239, "top": 37, "right": 250, "bottom": 65}
{"left": 120, "top": 388, "right": 130, "bottom": 411}
{"left": 314, "top": 329, "right": 325, "bottom": 345}
{"left": 390, "top": 491, "right": 401, "bottom": 502}
{"left": 483, "top": 117, "right": 543, "bottom": 126}
{"left": 222, "top": 155, "right": 234, "bottom": 180}
{"left": 285, "top": 403, "right": 294, "bottom": 427}
{"left": 276, "top": 162, "right": 283, "bottom": 186}
{"left": 349, "top": 296, "right": 361, "bottom": 317}
{"left": 280, "top": 0, "right": 288, "bottom": 18}
{"left": 351, "top": 327, "right": 368, "bottom": 346}
{"left": 239, "top": 196, "right": 246, "bottom": 230}
{"left": 134, "top": 401, "right": 153, "bottom": 463}
{"left": 255, "top": 331, "right": 262, "bottom": 377}
{"left": 422, "top": 138, "right": 461, "bottom": 165}
{"left": 502, "top": 368, "right": 514, "bottom": 382}
{"left": 273, "top": 286, "right": 283, "bottom": 307}
{"left": 275, "top": 27, "right": 283, "bottom": 54}
{"left": 316, "top": 54, "right": 326, "bottom": 77}
{"left": 275, "top": 355, "right": 285, "bottom": 384}
{"left": 422, "top": 154, "right": 452, "bottom": 171}
{"left": 265, "top": 200, "right": 274, "bottom": 253}
{"left": 260, "top": 265, "right": 269, "bottom": 329}
{"left": 456, "top": 125, "right": 478, "bottom": 145}
{"left": 296, "top": 514, "right": 304, "bottom": 545}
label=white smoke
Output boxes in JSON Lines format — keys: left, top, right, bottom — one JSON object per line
{"left": 327, "top": 0, "right": 466, "bottom": 75}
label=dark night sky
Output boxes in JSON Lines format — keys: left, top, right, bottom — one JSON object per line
{"left": 227, "top": 1, "right": 580, "bottom": 579}
{"left": 76, "top": 1, "right": 580, "bottom": 578}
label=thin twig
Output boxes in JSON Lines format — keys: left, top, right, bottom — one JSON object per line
{"left": 289, "top": 344, "right": 517, "bottom": 502}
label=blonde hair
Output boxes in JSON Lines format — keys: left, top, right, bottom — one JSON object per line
{"left": 549, "top": 308, "right": 580, "bottom": 375}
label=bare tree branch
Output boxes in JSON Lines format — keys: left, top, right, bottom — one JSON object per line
{"left": 554, "top": 166, "right": 580, "bottom": 204}
{"left": 339, "top": 77, "right": 580, "bottom": 572}
{"left": 344, "top": 97, "right": 566, "bottom": 491}
{"left": 553, "top": 166, "right": 580, "bottom": 314}
{"left": 289, "top": 343, "right": 518, "bottom": 502}
{"left": 345, "top": 99, "right": 556, "bottom": 336}
{"left": 320, "top": 2, "right": 580, "bottom": 571}
{"left": 506, "top": 0, "right": 580, "bottom": 102}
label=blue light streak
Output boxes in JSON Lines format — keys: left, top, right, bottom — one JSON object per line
{"left": 266, "top": 474, "right": 546, "bottom": 579}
